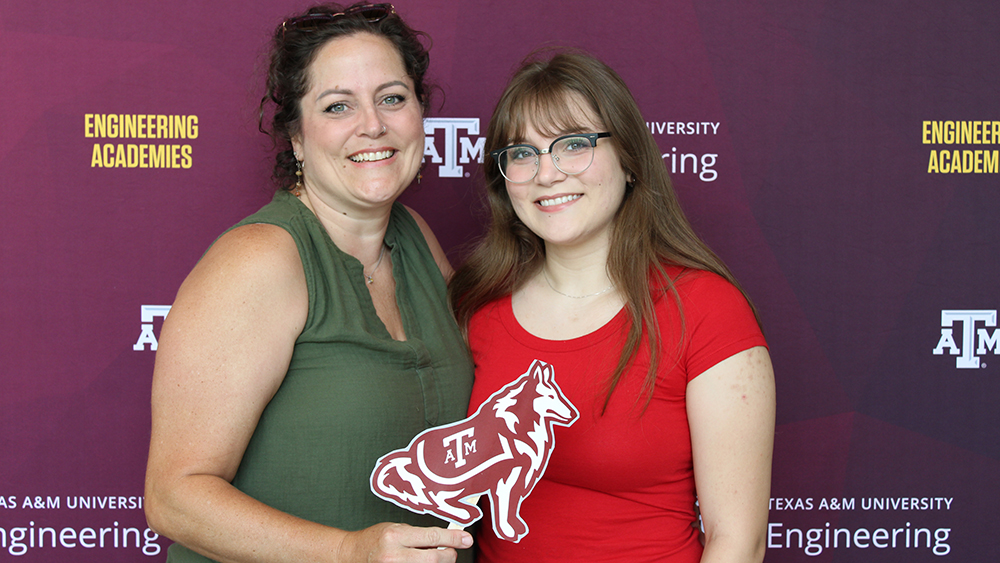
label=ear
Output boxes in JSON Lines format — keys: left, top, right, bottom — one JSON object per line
{"left": 528, "top": 359, "right": 545, "bottom": 381}
{"left": 291, "top": 134, "right": 304, "bottom": 160}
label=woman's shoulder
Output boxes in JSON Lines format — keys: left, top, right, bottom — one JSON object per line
{"left": 655, "top": 267, "right": 766, "bottom": 371}
{"left": 653, "top": 265, "right": 755, "bottom": 323}
{"left": 215, "top": 221, "right": 298, "bottom": 252}
{"left": 230, "top": 190, "right": 300, "bottom": 226}
{"left": 198, "top": 223, "right": 302, "bottom": 290}
{"left": 170, "top": 222, "right": 306, "bottom": 347}
{"left": 656, "top": 265, "right": 738, "bottom": 297}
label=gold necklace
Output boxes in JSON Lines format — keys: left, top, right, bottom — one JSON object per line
{"left": 364, "top": 243, "right": 387, "bottom": 284}
{"left": 542, "top": 268, "right": 613, "bottom": 299}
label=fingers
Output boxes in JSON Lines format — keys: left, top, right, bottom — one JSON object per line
{"left": 399, "top": 525, "right": 473, "bottom": 550}
{"left": 348, "top": 523, "right": 473, "bottom": 563}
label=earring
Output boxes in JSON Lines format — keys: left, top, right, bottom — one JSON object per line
{"left": 417, "top": 173, "right": 422, "bottom": 185}
{"left": 293, "top": 159, "right": 304, "bottom": 196}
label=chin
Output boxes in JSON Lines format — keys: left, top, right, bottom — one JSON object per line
{"left": 362, "top": 183, "right": 410, "bottom": 204}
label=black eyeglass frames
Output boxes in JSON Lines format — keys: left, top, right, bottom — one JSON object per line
{"left": 489, "top": 132, "right": 612, "bottom": 184}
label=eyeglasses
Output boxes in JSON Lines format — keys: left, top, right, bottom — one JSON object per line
{"left": 490, "top": 132, "right": 611, "bottom": 184}
{"left": 282, "top": 4, "right": 395, "bottom": 35}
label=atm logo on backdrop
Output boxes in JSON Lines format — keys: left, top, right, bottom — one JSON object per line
{"left": 133, "top": 305, "right": 171, "bottom": 351}
{"left": 423, "top": 118, "right": 483, "bottom": 178}
{"left": 932, "top": 310, "right": 999, "bottom": 368}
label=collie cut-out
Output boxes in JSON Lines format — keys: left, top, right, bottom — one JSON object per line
{"left": 370, "top": 359, "right": 578, "bottom": 542}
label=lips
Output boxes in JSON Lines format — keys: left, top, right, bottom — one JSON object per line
{"left": 349, "top": 149, "right": 395, "bottom": 163}
{"left": 537, "top": 194, "right": 581, "bottom": 207}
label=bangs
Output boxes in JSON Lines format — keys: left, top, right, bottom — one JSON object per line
{"left": 502, "top": 84, "right": 602, "bottom": 144}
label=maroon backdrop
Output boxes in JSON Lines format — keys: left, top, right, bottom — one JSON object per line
{"left": 2, "top": 1, "right": 997, "bottom": 560}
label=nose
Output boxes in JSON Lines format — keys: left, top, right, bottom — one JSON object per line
{"left": 358, "top": 104, "right": 385, "bottom": 137}
{"left": 534, "top": 152, "right": 565, "bottom": 185}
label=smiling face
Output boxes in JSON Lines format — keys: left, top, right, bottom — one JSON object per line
{"left": 292, "top": 32, "right": 424, "bottom": 215}
{"left": 503, "top": 93, "right": 628, "bottom": 253}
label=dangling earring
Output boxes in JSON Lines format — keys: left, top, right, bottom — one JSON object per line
{"left": 417, "top": 173, "right": 422, "bottom": 185}
{"left": 293, "top": 158, "right": 304, "bottom": 196}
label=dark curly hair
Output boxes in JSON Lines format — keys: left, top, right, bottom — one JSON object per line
{"left": 258, "top": 3, "right": 432, "bottom": 190}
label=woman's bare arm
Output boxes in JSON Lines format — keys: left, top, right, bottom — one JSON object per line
{"left": 687, "top": 346, "right": 775, "bottom": 563}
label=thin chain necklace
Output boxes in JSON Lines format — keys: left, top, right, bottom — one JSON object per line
{"left": 364, "top": 243, "right": 387, "bottom": 284}
{"left": 542, "top": 268, "right": 614, "bottom": 299}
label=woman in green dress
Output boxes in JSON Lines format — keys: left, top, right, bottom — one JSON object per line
{"left": 144, "top": 5, "right": 474, "bottom": 562}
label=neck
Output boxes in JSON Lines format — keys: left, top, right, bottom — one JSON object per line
{"left": 297, "top": 190, "right": 390, "bottom": 263}
{"left": 541, "top": 242, "right": 613, "bottom": 299}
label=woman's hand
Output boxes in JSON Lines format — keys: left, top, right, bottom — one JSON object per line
{"left": 338, "top": 523, "right": 473, "bottom": 563}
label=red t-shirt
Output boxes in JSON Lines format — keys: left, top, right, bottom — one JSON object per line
{"left": 467, "top": 267, "right": 767, "bottom": 562}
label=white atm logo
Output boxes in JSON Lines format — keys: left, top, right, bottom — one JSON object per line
{"left": 134, "top": 305, "right": 171, "bottom": 351}
{"left": 423, "top": 118, "right": 484, "bottom": 178}
{"left": 932, "top": 310, "right": 999, "bottom": 368}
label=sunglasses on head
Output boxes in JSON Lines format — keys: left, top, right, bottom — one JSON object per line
{"left": 282, "top": 4, "right": 395, "bottom": 36}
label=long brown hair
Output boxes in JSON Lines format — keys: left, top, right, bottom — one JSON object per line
{"left": 450, "top": 49, "right": 760, "bottom": 411}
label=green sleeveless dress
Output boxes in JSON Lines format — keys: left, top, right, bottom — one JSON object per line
{"left": 166, "top": 191, "right": 474, "bottom": 562}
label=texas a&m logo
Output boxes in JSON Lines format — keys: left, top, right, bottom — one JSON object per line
{"left": 932, "top": 310, "right": 1000, "bottom": 368}
{"left": 133, "top": 305, "right": 171, "bottom": 351}
{"left": 370, "top": 359, "right": 578, "bottom": 542}
{"left": 423, "top": 118, "right": 484, "bottom": 178}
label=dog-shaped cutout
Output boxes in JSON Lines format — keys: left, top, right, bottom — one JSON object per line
{"left": 370, "top": 359, "right": 578, "bottom": 542}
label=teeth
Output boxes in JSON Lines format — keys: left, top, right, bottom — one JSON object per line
{"left": 350, "top": 150, "right": 394, "bottom": 163}
{"left": 538, "top": 194, "right": 581, "bottom": 207}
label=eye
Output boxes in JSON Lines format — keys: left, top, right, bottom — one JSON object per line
{"left": 559, "top": 137, "right": 590, "bottom": 153}
{"left": 324, "top": 102, "right": 349, "bottom": 114}
{"left": 508, "top": 147, "right": 537, "bottom": 163}
{"left": 381, "top": 94, "right": 406, "bottom": 106}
